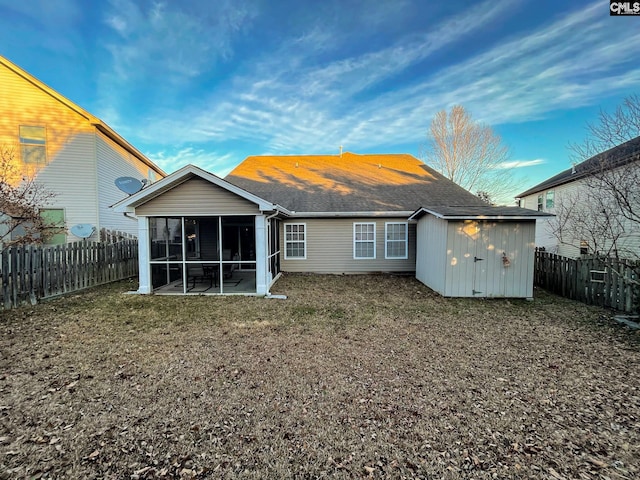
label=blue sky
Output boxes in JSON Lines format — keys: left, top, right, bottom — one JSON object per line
{"left": 1, "top": 0, "right": 639, "bottom": 202}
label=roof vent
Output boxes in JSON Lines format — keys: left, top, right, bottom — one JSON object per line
{"left": 571, "top": 164, "right": 576, "bottom": 174}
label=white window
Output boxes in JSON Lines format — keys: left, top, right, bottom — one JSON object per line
{"left": 19, "top": 125, "right": 47, "bottom": 165}
{"left": 546, "top": 190, "right": 554, "bottom": 209}
{"left": 285, "top": 223, "right": 306, "bottom": 259}
{"left": 385, "top": 222, "right": 408, "bottom": 259}
{"left": 537, "top": 194, "right": 543, "bottom": 211}
{"left": 354, "top": 222, "right": 376, "bottom": 259}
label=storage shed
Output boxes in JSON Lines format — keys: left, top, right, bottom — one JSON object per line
{"left": 409, "top": 206, "right": 552, "bottom": 298}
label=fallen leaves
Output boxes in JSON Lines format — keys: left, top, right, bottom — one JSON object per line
{"left": 0, "top": 275, "right": 639, "bottom": 478}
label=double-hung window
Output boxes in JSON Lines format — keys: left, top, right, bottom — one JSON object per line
{"left": 385, "top": 222, "right": 408, "bottom": 259}
{"left": 537, "top": 194, "right": 543, "bottom": 211}
{"left": 285, "top": 223, "right": 306, "bottom": 259}
{"left": 19, "top": 126, "right": 47, "bottom": 165}
{"left": 354, "top": 222, "right": 375, "bottom": 259}
{"left": 546, "top": 190, "right": 554, "bottom": 209}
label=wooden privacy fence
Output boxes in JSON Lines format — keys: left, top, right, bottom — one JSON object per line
{"left": 1, "top": 239, "right": 138, "bottom": 310}
{"left": 535, "top": 251, "right": 639, "bottom": 314}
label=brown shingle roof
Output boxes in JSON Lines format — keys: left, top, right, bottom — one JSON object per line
{"left": 225, "top": 152, "right": 488, "bottom": 214}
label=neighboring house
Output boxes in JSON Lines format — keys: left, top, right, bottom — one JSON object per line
{"left": 516, "top": 136, "right": 640, "bottom": 258}
{"left": 0, "top": 55, "right": 166, "bottom": 245}
{"left": 114, "top": 153, "right": 548, "bottom": 298}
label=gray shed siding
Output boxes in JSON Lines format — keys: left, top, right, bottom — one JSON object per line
{"left": 415, "top": 214, "right": 447, "bottom": 294}
{"left": 280, "top": 218, "right": 416, "bottom": 273}
{"left": 416, "top": 216, "right": 536, "bottom": 298}
{"left": 135, "top": 177, "right": 261, "bottom": 216}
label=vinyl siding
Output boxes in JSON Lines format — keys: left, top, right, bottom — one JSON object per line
{"left": 0, "top": 62, "right": 99, "bottom": 242}
{"left": 522, "top": 176, "right": 640, "bottom": 258}
{"left": 96, "top": 132, "right": 156, "bottom": 236}
{"left": 135, "top": 177, "right": 261, "bottom": 216}
{"left": 280, "top": 218, "right": 416, "bottom": 273}
{"left": 415, "top": 215, "right": 448, "bottom": 294}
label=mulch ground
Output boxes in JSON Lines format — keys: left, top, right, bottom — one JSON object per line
{"left": 1, "top": 274, "right": 639, "bottom": 479}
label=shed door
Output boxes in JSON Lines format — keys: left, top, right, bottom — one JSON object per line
{"left": 472, "top": 231, "right": 488, "bottom": 296}
{"left": 472, "top": 221, "right": 508, "bottom": 298}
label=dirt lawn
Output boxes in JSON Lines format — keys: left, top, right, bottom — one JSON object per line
{"left": 1, "top": 274, "right": 639, "bottom": 479}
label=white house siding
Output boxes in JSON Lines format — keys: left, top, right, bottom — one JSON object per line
{"left": 521, "top": 175, "right": 640, "bottom": 258}
{"left": 415, "top": 215, "right": 448, "bottom": 295}
{"left": 280, "top": 217, "right": 416, "bottom": 273}
{"left": 0, "top": 62, "right": 101, "bottom": 243}
{"left": 135, "top": 177, "right": 261, "bottom": 216}
{"left": 95, "top": 132, "right": 158, "bottom": 237}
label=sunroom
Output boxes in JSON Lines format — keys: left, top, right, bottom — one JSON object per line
{"left": 112, "top": 165, "right": 287, "bottom": 296}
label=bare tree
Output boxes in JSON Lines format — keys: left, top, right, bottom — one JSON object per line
{"left": 422, "top": 105, "right": 521, "bottom": 203}
{"left": 553, "top": 94, "right": 640, "bottom": 258}
{"left": 0, "top": 145, "right": 59, "bottom": 250}
{"left": 568, "top": 95, "right": 640, "bottom": 228}
{"left": 551, "top": 188, "right": 630, "bottom": 259}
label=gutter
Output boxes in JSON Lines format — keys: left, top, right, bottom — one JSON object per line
{"left": 287, "top": 210, "right": 414, "bottom": 218}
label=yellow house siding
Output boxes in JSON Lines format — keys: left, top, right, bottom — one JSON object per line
{"left": 135, "top": 177, "right": 261, "bottom": 216}
{"left": 0, "top": 62, "right": 100, "bottom": 241}
{"left": 280, "top": 218, "right": 416, "bottom": 273}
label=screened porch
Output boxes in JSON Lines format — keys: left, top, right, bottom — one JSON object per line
{"left": 149, "top": 215, "right": 258, "bottom": 294}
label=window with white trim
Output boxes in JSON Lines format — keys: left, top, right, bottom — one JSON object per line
{"left": 284, "top": 223, "right": 306, "bottom": 259}
{"left": 354, "top": 222, "right": 375, "bottom": 259}
{"left": 19, "top": 125, "right": 47, "bottom": 165}
{"left": 385, "top": 222, "right": 408, "bottom": 259}
{"left": 546, "top": 190, "right": 554, "bottom": 209}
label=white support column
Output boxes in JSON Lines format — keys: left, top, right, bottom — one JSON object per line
{"left": 137, "top": 216, "right": 152, "bottom": 294}
{"left": 255, "top": 214, "right": 268, "bottom": 295}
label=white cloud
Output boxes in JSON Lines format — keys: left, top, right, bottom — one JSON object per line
{"left": 103, "top": 0, "right": 258, "bottom": 81}
{"left": 494, "top": 159, "right": 546, "bottom": 169}
{"left": 108, "top": 0, "right": 640, "bottom": 173}
{"left": 147, "top": 147, "right": 238, "bottom": 176}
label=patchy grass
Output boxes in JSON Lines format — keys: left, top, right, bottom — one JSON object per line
{"left": 1, "top": 274, "right": 639, "bottom": 479}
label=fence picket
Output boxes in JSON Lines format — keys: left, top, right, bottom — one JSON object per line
{"left": 0, "top": 238, "right": 139, "bottom": 310}
{"left": 535, "top": 250, "right": 639, "bottom": 314}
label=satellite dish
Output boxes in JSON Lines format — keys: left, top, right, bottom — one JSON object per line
{"left": 115, "top": 176, "right": 144, "bottom": 195}
{"left": 70, "top": 224, "right": 95, "bottom": 238}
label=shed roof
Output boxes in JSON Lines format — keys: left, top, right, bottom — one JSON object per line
{"left": 517, "top": 135, "right": 640, "bottom": 198}
{"left": 409, "top": 205, "right": 554, "bottom": 221}
{"left": 225, "top": 152, "right": 489, "bottom": 215}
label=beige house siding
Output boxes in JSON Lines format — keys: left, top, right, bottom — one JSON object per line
{"left": 136, "top": 177, "right": 261, "bottom": 216}
{"left": 280, "top": 218, "right": 416, "bottom": 273}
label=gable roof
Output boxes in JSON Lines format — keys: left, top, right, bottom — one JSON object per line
{"left": 517, "top": 135, "right": 640, "bottom": 198}
{"left": 225, "top": 152, "right": 488, "bottom": 215}
{"left": 0, "top": 55, "right": 166, "bottom": 177}
{"left": 112, "top": 164, "right": 289, "bottom": 214}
